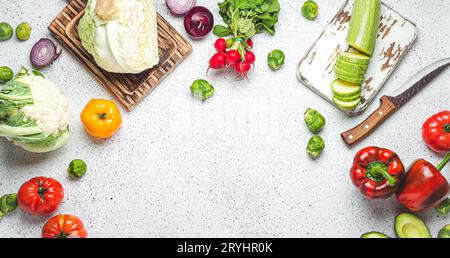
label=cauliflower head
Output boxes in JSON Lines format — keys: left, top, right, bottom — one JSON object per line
{"left": 0, "top": 71, "right": 70, "bottom": 153}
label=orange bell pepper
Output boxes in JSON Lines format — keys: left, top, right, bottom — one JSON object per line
{"left": 80, "top": 99, "right": 122, "bottom": 139}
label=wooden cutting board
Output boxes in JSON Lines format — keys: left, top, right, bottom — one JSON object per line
{"left": 49, "top": 0, "right": 192, "bottom": 111}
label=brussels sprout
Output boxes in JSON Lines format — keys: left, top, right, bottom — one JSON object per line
{"left": 67, "top": 159, "right": 87, "bottom": 178}
{"left": 267, "top": 49, "right": 285, "bottom": 71}
{"left": 304, "top": 108, "right": 326, "bottom": 134}
{"left": 435, "top": 198, "right": 450, "bottom": 215}
{"left": 0, "top": 22, "right": 13, "bottom": 41}
{"left": 438, "top": 224, "right": 450, "bottom": 238}
{"left": 0, "top": 193, "right": 18, "bottom": 219}
{"left": 16, "top": 22, "right": 31, "bottom": 41}
{"left": 0, "top": 66, "right": 14, "bottom": 84}
{"left": 190, "top": 79, "right": 214, "bottom": 101}
{"left": 302, "top": 0, "right": 319, "bottom": 20}
{"left": 307, "top": 135, "right": 325, "bottom": 159}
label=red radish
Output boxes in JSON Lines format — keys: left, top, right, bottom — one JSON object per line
{"left": 246, "top": 39, "right": 253, "bottom": 48}
{"left": 214, "top": 38, "right": 227, "bottom": 52}
{"left": 235, "top": 61, "right": 251, "bottom": 76}
{"left": 226, "top": 50, "right": 241, "bottom": 65}
{"left": 209, "top": 52, "right": 226, "bottom": 69}
{"left": 244, "top": 51, "right": 255, "bottom": 64}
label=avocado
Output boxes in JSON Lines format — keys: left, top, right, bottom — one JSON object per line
{"left": 361, "top": 232, "right": 390, "bottom": 238}
{"left": 395, "top": 213, "right": 431, "bottom": 238}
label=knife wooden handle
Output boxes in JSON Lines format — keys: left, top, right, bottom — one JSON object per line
{"left": 341, "top": 96, "right": 398, "bottom": 146}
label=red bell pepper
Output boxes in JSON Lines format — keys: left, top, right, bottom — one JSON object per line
{"left": 350, "top": 146, "right": 405, "bottom": 199}
{"left": 396, "top": 153, "right": 450, "bottom": 212}
{"left": 422, "top": 110, "right": 450, "bottom": 154}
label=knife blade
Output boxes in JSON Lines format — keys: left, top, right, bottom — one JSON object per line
{"left": 341, "top": 58, "right": 450, "bottom": 146}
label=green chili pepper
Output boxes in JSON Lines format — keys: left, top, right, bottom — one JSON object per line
{"left": 0, "top": 193, "right": 18, "bottom": 219}
{"left": 67, "top": 159, "right": 87, "bottom": 178}
{"left": 190, "top": 79, "right": 214, "bottom": 101}
{"left": 438, "top": 224, "right": 450, "bottom": 238}
{"left": 304, "top": 108, "right": 326, "bottom": 134}
{"left": 16, "top": 22, "right": 31, "bottom": 41}
{"left": 0, "top": 22, "right": 13, "bottom": 41}
{"left": 267, "top": 49, "right": 285, "bottom": 71}
{"left": 307, "top": 135, "right": 325, "bottom": 160}
{"left": 302, "top": 0, "right": 319, "bottom": 20}
{"left": 0, "top": 66, "right": 14, "bottom": 84}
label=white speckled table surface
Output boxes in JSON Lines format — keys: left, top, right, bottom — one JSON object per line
{"left": 0, "top": 0, "right": 449, "bottom": 238}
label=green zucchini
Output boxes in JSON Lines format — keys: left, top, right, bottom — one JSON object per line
{"left": 333, "top": 97, "right": 361, "bottom": 110}
{"left": 334, "top": 93, "right": 361, "bottom": 102}
{"left": 331, "top": 79, "right": 361, "bottom": 97}
{"left": 346, "top": 0, "right": 381, "bottom": 56}
{"left": 337, "top": 52, "right": 370, "bottom": 65}
{"left": 336, "top": 59, "right": 369, "bottom": 73}
{"left": 336, "top": 73, "right": 365, "bottom": 84}
{"left": 335, "top": 65, "right": 366, "bottom": 77}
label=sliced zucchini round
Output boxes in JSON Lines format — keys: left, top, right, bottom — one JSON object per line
{"left": 335, "top": 66, "right": 366, "bottom": 77}
{"left": 333, "top": 96, "right": 361, "bottom": 110}
{"left": 331, "top": 79, "right": 362, "bottom": 97}
{"left": 337, "top": 51, "right": 370, "bottom": 65}
{"left": 336, "top": 73, "right": 365, "bottom": 84}
{"left": 336, "top": 59, "right": 369, "bottom": 73}
{"left": 334, "top": 93, "right": 361, "bottom": 102}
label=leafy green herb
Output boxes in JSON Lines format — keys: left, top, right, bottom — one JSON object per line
{"left": 213, "top": 25, "right": 233, "bottom": 37}
{"left": 32, "top": 69, "right": 45, "bottom": 78}
{"left": 214, "top": 0, "right": 281, "bottom": 38}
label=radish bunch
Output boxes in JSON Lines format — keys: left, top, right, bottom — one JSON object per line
{"left": 208, "top": 37, "right": 255, "bottom": 77}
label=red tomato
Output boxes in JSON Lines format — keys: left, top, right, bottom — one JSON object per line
{"left": 422, "top": 110, "right": 450, "bottom": 153}
{"left": 42, "top": 214, "right": 88, "bottom": 238}
{"left": 18, "top": 177, "right": 64, "bottom": 215}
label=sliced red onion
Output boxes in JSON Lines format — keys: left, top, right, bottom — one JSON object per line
{"left": 184, "top": 6, "right": 214, "bottom": 39}
{"left": 166, "top": 0, "right": 196, "bottom": 17}
{"left": 30, "top": 38, "right": 62, "bottom": 68}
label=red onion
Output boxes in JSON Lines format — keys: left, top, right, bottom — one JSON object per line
{"left": 166, "top": 0, "right": 196, "bottom": 17}
{"left": 30, "top": 38, "right": 61, "bottom": 68}
{"left": 184, "top": 6, "right": 214, "bottom": 39}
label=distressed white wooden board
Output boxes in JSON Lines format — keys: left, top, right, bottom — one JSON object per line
{"left": 296, "top": 0, "right": 417, "bottom": 117}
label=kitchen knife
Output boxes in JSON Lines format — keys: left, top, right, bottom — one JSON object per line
{"left": 341, "top": 58, "right": 450, "bottom": 146}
